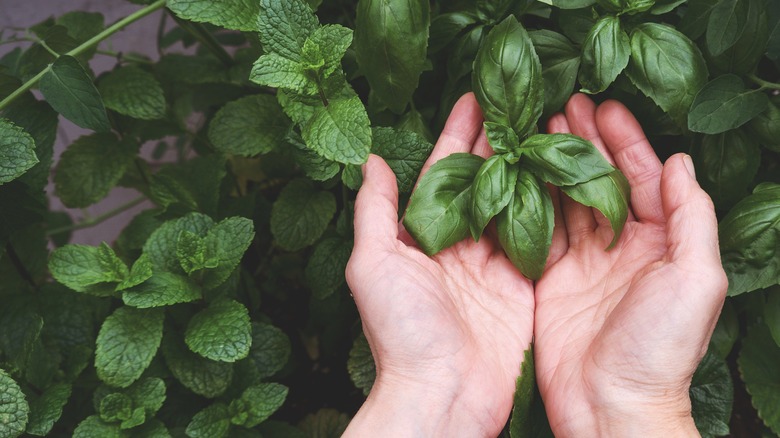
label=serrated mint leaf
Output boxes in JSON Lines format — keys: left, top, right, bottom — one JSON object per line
{"left": 738, "top": 323, "right": 780, "bottom": 435}
{"left": 95, "top": 306, "right": 164, "bottom": 388}
{"left": 249, "top": 322, "right": 291, "bottom": 379}
{"left": 161, "top": 335, "right": 233, "bottom": 398}
{"left": 116, "top": 253, "right": 153, "bottom": 291}
{"left": 39, "top": 284, "right": 96, "bottom": 349}
{"left": 302, "top": 25, "right": 353, "bottom": 78}
{"left": 347, "top": 332, "right": 375, "bottom": 396}
{"left": 229, "top": 383, "right": 288, "bottom": 428}
{"left": 73, "top": 415, "right": 123, "bottom": 438}
{"left": 186, "top": 403, "right": 230, "bottom": 438}
{"left": 0, "top": 302, "right": 43, "bottom": 371}
{"left": 2, "top": 97, "right": 58, "bottom": 191}
{"left": 250, "top": 54, "right": 314, "bottom": 93}
{"left": 270, "top": 179, "right": 337, "bottom": 251}
{"left": 257, "top": 0, "right": 318, "bottom": 61}
{"left": 285, "top": 133, "right": 340, "bottom": 181}
{"left": 25, "top": 383, "right": 71, "bottom": 436}
{"left": 143, "top": 213, "right": 215, "bottom": 273}
{"left": 185, "top": 300, "right": 251, "bottom": 362}
{"left": 341, "top": 164, "right": 363, "bottom": 191}
{"left": 0, "top": 369, "right": 29, "bottom": 438}
{"left": 54, "top": 132, "right": 136, "bottom": 208}
{"left": 151, "top": 156, "right": 226, "bottom": 216}
{"left": 305, "top": 237, "right": 352, "bottom": 299}
{"left": 49, "top": 243, "right": 128, "bottom": 293}
{"left": 177, "top": 230, "right": 216, "bottom": 274}
{"left": 99, "top": 393, "right": 133, "bottom": 423}
{"left": 167, "top": 0, "right": 260, "bottom": 31}
{"left": 690, "top": 351, "right": 733, "bottom": 438}
{"left": 298, "top": 409, "right": 349, "bottom": 437}
{"left": 39, "top": 55, "right": 110, "bottom": 132}
{"left": 125, "top": 377, "right": 166, "bottom": 418}
{"left": 0, "top": 118, "right": 38, "bottom": 185}
{"left": 201, "top": 217, "right": 255, "bottom": 289}
{"left": 688, "top": 74, "right": 770, "bottom": 134}
{"left": 122, "top": 272, "right": 202, "bottom": 308}
{"left": 98, "top": 66, "right": 166, "bottom": 120}
{"left": 371, "top": 126, "right": 434, "bottom": 193}
{"left": 131, "top": 420, "right": 170, "bottom": 438}
{"left": 208, "top": 95, "right": 291, "bottom": 157}
{"left": 302, "top": 96, "right": 371, "bottom": 165}
{"left": 119, "top": 407, "right": 145, "bottom": 429}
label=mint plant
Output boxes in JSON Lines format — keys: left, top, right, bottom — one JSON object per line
{"left": 0, "top": 0, "right": 779, "bottom": 436}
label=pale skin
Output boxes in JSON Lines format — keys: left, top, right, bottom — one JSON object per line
{"left": 343, "top": 93, "right": 728, "bottom": 437}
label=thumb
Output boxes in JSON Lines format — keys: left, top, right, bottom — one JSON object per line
{"left": 352, "top": 154, "right": 401, "bottom": 254}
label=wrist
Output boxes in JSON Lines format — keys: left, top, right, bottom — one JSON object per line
{"left": 589, "top": 402, "right": 699, "bottom": 437}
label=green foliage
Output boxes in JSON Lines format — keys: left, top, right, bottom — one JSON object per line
{"left": 0, "top": 0, "right": 778, "bottom": 435}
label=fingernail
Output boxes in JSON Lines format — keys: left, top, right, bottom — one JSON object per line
{"left": 683, "top": 154, "right": 696, "bottom": 179}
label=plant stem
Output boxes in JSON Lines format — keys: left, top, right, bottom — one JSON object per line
{"left": 749, "top": 74, "right": 780, "bottom": 91}
{"left": 314, "top": 75, "right": 329, "bottom": 107}
{"left": 47, "top": 196, "right": 147, "bottom": 237}
{"left": 169, "top": 14, "right": 233, "bottom": 65}
{"left": 5, "top": 243, "right": 38, "bottom": 289}
{"left": 96, "top": 49, "right": 155, "bottom": 65}
{"left": 0, "top": 0, "right": 166, "bottom": 111}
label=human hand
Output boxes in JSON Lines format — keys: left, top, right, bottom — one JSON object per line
{"left": 342, "top": 93, "right": 535, "bottom": 437}
{"left": 534, "top": 94, "right": 728, "bottom": 437}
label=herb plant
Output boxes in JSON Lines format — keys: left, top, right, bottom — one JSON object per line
{"left": 0, "top": 0, "right": 778, "bottom": 437}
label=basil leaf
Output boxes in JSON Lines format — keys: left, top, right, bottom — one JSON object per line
{"left": 706, "top": 0, "right": 748, "bottom": 56}
{"left": 579, "top": 16, "right": 630, "bottom": 94}
{"left": 538, "top": 0, "right": 596, "bottom": 8}
{"left": 688, "top": 75, "right": 770, "bottom": 134}
{"left": 708, "top": 0, "right": 769, "bottom": 76}
{"left": 403, "top": 153, "right": 484, "bottom": 255}
{"left": 748, "top": 101, "right": 780, "bottom": 152}
{"left": 719, "top": 183, "right": 780, "bottom": 296}
{"left": 560, "top": 169, "right": 630, "bottom": 248}
{"left": 354, "top": 0, "right": 430, "bottom": 113}
{"left": 470, "top": 155, "right": 520, "bottom": 241}
{"left": 496, "top": 172, "right": 554, "bottom": 280}
{"left": 448, "top": 25, "right": 485, "bottom": 81}
{"left": 429, "top": 12, "right": 478, "bottom": 54}
{"left": 626, "top": 23, "right": 708, "bottom": 128}
{"left": 679, "top": 0, "right": 720, "bottom": 39}
{"left": 529, "top": 30, "right": 580, "bottom": 117}
{"left": 690, "top": 129, "right": 760, "bottom": 210}
{"left": 519, "top": 134, "right": 614, "bottom": 186}
{"left": 472, "top": 15, "right": 543, "bottom": 139}
{"left": 484, "top": 122, "right": 521, "bottom": 158}
{"left": 476, "top": 0, "right": 514, "bottom": 23}
{"left": 737, "top": 323, "right": 780, "bottom": 435}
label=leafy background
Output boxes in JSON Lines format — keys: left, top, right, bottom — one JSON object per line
{"left": 0, "top": 0, "right": 779, "bottom": 437}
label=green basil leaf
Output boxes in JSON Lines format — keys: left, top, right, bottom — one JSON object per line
{"left": 403, "top": 153, "right": 484, "bottom": 255}
{"left": 688, "top": 75, "right": 769, "bottom": 134}
{"left": 476, "top": 0, "right": 514, "bottom": 22}
{"left": 626, "top": 23, "right": 708, "bottom": 128}
{"left": 560, "top": 169, "right": 630, "bottom": 249}
{"left": 519, "top": 134, "right": 614, "bottom": 186}
{"left": 470, "top": 155, "right": 520, "bottom": 241}
{"left": 708, "top": 0, "right": 769, "bottom": 75}
{"left": 650, "top": 0, "right": 686, "bottom": 14}
{"left": 737, "top": 323, "right": 780, "bottom": 435}
{"left": 39, "top": 55, "right": 110, "bottom": 132}
{"left": 709, "top": 300, "right": 739, "bottom": 359}
{"left": 748, "top": 101, "right": 780, "bottom": 152}
{"left": 766, "top": 290, "right": 780, "bottom": 348}
{"left": 472, "top": 15, "right": 543, "bottom": 139}
{"left": 690, "top": 129, "right": 761, "bottom": 210}
{"left": 706, "top": 0, "right": 748, "bottom": 56}
{"left": 690, "top": 351, "right": 733, "bottom": 437}
{"left": 428, "top": 12, "right": 478, "bottom": 54}
{"left": 719, "top": 183, "right": 780, "bottom": 295}
{"left": 496, "top": 172, "right": 554, "bottom": 280}
{"left": 447, "top": 25, "right": 485, "bottom": 81}
{"left": 529, "top": 30, "right": 580, "bottom": 118}
{"left": 556, "top": 7, "right": 598, "bottom": 45}
{"left": 484, "top": 122, "right": 521, "bottom": 157}
{"left": 679, "top": 0, "right": 720, "bottom": 39}
{"left": 354, "top": 0, "right": 430, "bottom": 113}
{"left": 579, "top": 16, "right": 630, "bottom": 94}
{"left": 537, "top": 0, "right": 596, "bottom": 8}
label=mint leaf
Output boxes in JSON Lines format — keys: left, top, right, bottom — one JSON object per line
{"left": 371, "top": 126, "right": 434, "bottom": 193}
{"left": 186, "top": 403, "right": 230, "bottom": 438}
{"left": 738, "top": 323, "right": 780, "bottom": 435}
{"left": 347, "top": 332, "right": 375, "bottom": 396}
{"left": 151, "top": 156, "right": 226, "bottom": 216}
{"left": 249, "top": 322, "right": 291, "bottom": 379}
{"left": 95, "top": 306, "right": 164, "bottom": 388}
{"left": 26, "top": 383, "right": 72, "bottom": 436}
{"left": 125, "top": 377, "right": 166, "bottom": 418}
{"left": 688, "top": 74, "right": 770, "bottom": 134}
{"left": 54, "top": 133, "right": 136, "bottom": 208}
{"left": 257, "top": 0, "right": 319, "bottom": 61}
{"left": 302, "top": 25, "right": 353, "bottom": 78}
{"left": 98, "top": 66, "right": 166, "bottom": 120}
{"left": 0, "top": 368, "right": 29, "bottom": 438}
{"left": 143, "top": 213, "right": 215, "bottom": 273}
{"left": 99, "top": 393, "right": 133, "bottom": 423}
{"left": 285, "top": 133, "right": 340, "bottom": 181}
{"left": 72, "top": 415, "right": 123, "bottom": 438}
{"left": 229, "top": 383, "right": 288, "bottom": 428}
{"left": 0, "top": 118, "right": 38, "bottom": 185}
{"left": 301, "top": 96, "right": 371, "bottom": 165}
{"left": 250, "top": 54, "right": 314, "bottom": 93}
{"left": 116, "top": 253, "right": 153, "bottom": 291}
{"left": 270, "top": 179, "right": 336, "bottom": 251}
{"left": 1, "top": 98, "right": 57, "bottom": 191}
{"left": 305, "top": 237, "right": 352, "bottom": 299}
{"left": 39, "top": 55, "right": 110, "bottom": 132}
{"left": 0, "top": 301, "right": 43, "bottom": 371}
{"left": 167, "top": 0, "right": 261, "bottom": 31}
{"left": 298, "top": 409, "right": 350, "bottom": 437}
{"left": 177, "top": 230, "right": 216, "bottom": 274}
{"left": 49, "top": 243, "right": 128, "bottom": 293}
{"left": 122, "top": 272, "right": 202, "bottom": 308}
{"left": 201, "top": 217, "right": 255, "bottom": 289}
{"left": 690, "top": 351, "right": 733, "bottom": 438}
{"left": 185, "top": 300, "right": 251, "bottom": 362}
{"left": 208, "top": 94, "right": 291, "bottom": 157}
{"left": 161, "top": 335, "right": 233, "bottom": 398}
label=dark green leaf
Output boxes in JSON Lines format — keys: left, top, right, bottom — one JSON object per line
{"left": 305, "top": 237, "right": 352, "bottom": 299}
{"left": 519, "top": 134, "right": 614, "bottom": 186}
{"left": 257, "top": 0, "right": 319, "bottom": 61}
{"left": 370, "top": 126, "right": 433, "bottom": 193}
{"left": 497, "top": 172, "right": 554, "bottom": 280}
{"left": 579, "top": 16, "right": 630, "bottom": 94}
{"left": 0, "top": 118, "right": 38, "bottom": 186}
{"left": 201, "top": 217, "right": 255, "bottom": 289}
{"left": 298, "top": 409, "right": 350, "bottom": 437}
{"left": 143, "top": 212, "right": 214, "bottom": 273}
{"left": 738, "top": 323, "right": 780, "bottom": 435}
{"left": 249, "top": 322, "right": 291, "bottom": 379}
{"left": 229, "top": 383, "right": 288, "bottom": 428}
{"left": 98, "top": 66, "right": 166, "bottom": 120}
{"left": 470, "top": 155, "right": 519, "bottom": 240}
{"left": 556, "top": 7, "right": 598, "bottom": 45}
{"left": 688, "top": 75, "right": 769, "bottom": 134}
{"left": 347, "top": 332, "right": 375, "bottom": 396}
{"left": 249, "top": 54, "right": 313, "bottom": 93}
{"left": 719, "top": 183, "right": 780, "bottom": 295}
{"left": 708, "top": 0, "right": 769, "bottom": 75}
{"left": 301, "top": 96, "right": 371, "bottom": 165}
{"left": 26, "top": 383, "right": 71, "bottom": 436}
{"left": 428, "top": 12, "right": 478, "bottom": 54}
{"left": 690, "top": 129, "right": 760, "bottom": 209}
{"left": 48, "top": 242, "right": 128, "bottom": 293}
{"left": 301, "top": 24, "right": 353, "bottom": 78}
{"left": 690, "top": 351, "right": 733, "bottom": 438}
{"left": 509, "top": 347, "right": 535, "bottom": 437}
{"left": 161, "top": 335, "right": 233, "bottom": 398}
{"left": 185, "top": 299, "right": 252, "bottom": 362}
{"left": 270, "top": 178, "right": 337, "bottom": 251}
{"left": 484, "top": 122, "right": 521, "bottom": 158}
{"left": 472, "top": 16, "right": 543, "bottom": 139}
{"left": 748, "top": 101, "right": 780, "bottom": 152}
{"left": 709, "top": 299, "right": 739, "bottom": 359}
{"left": 186, "top": 403, "right": 230, "bottom": 438}
{"left": 39, "top": 55, "right": 110, "bottom": 132}
{"left": 167, "top": 0, "right": 261, "bottom": 31}
{"left": 560, "top": 169, "right": 630, "bottom": 248}
{"left": 706, "top": 0, "right": 748, "bottom": 56}
{"left": 1, "top": 98, "right": 58, "bottom": 191}
{"left": 447, "top": 25, "right": 485, "bottom": 81}
{"left": 626, "top": 23, "right": 708, "bottom": 128}
{"left": 679, "top": 0, "right": 720, "bottom": 39}
{"left": 72, "top": 415, "right": 123, "bottom": 438}
{"left": 403, "top": 153, "right": 484, "bottom": 255}
{"left": 538, "top": 0, "right": 596, "bottom": 8}
{"left": 0, "top": 369, "right": 29, "bottom": 438}
{"left": 768, "top": 289, "right": 780, "bottom": 348}
{"left": 529, "top": 30, "right": 580, "bottom": 118}
{"left": 122, "top": 272, "right": 202, "bottom": 308}
{"left": 477, "top": 0, "right": 514, "bottom": 22}
{"left": 354, "top": 0, "right": 430, "bottom": 113}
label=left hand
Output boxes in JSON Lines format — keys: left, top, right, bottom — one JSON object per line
{"left": 343, "top": 93, "right": 535, "bottom": 437}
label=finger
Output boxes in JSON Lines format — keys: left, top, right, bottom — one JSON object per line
{"left": 471, "top": 124, "right": 493, "bottom": 159}
{"left": 661, "top": 153, "right": 727, "bottom": 304}
{"left": 565, "top": 93, "right": 615, "bottom": 165}
{"left": 548, "top": 110, "right": 596, "bottom": 244}
{"left": 353, "top": 155, "right": 401, "bottom": 253}
{"left": 417, "top": 92, "right": 483, "bottom": 179}
{"left": 596, "top": 99, "right": 664, "bottom": 224}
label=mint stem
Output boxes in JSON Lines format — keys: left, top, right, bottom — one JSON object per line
{"left": 47, "top": 195, "right": 147, "bottom": 237}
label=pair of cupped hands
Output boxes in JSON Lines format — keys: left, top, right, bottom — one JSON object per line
{"left": 342, "top": 93, "right": 728, "bottom": 437}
